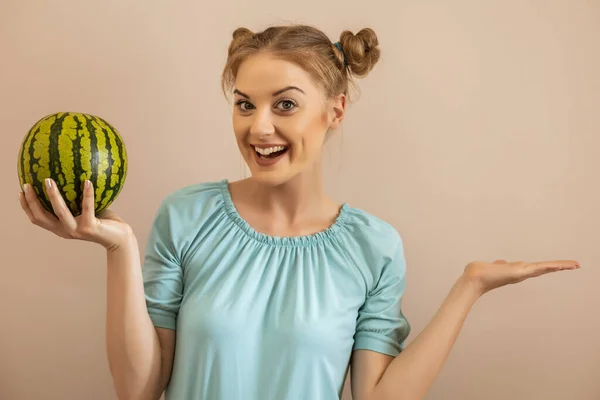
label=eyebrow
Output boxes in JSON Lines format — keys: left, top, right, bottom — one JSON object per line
{"left": 233, "top": 86, "right": 305, "bottom": 99}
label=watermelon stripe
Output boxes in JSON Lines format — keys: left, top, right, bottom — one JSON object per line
{"left": 18, "top": 117, "right": 43, "bottom": 188}
{"left": 86, "top": 116, "right": 98, "bottom": 205}
{"left": 96, "top": 117, "right": 116, "bottom": 212}
{"left": 97, "top": 117, "right": 119, "bottom": 188}
{"left": 102, "top": 118, "right": 115, "bottom": 185}
{"left": 105, "top": 119, "right": 126, "bottom": 211}
{"left": 51, "top": 113, "right": 65, "bottom": 185}
{"left": 92, "top": 117, "right": 109, "bottom": 208}
{"left": 31, "top": 117, "right": 55, "bottom": 213}
{"left": 57, "top": 113, "right": 77, "bottom": 211}
{"left": 35, "top": 117, "right": 52, "bottom": 186}
{"left": 17, "top": 128, "right": 30, "bottom": 187}
{"left": 105, "top": 122, "right": 127, "bottom": 209}
{"left": 103, "top": 175, "right": 123, "bottom": 212}
{"left": 111, "top": 133, "right": 124, "bottom": 190}
{"left": 37, "top": 115, "right": 54, "bottom": 211}
{"left": 17, "top": 148, "right": 24, "bottom": 188}
{"left": 107, "top": 140, "right": 123, "bottom": 208}
{"left": 77, "top": 113, "right": 93, "bottom": 182}
{"left": 27, "top": 130, "right": 40, "bottom": 200}
{"left": 22, "top": 116, "right": 48, "bottom": 186}
{"left": 71, "top": 115, "right": 83, "bottom": 212}
{"left": 45, "top": 115, "right": 66, "bottom": 211}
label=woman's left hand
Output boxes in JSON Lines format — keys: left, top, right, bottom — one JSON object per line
{"left": 463, "top": 259, "right": 580, "bottom": 297}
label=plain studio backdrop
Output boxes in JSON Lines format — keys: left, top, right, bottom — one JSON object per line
{"left": 1, "top": 1, "right": 598, "bottom": 399}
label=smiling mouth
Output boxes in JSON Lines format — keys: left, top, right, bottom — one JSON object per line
{"left": 252, "top": 145, "right": 290, "bottom": 159}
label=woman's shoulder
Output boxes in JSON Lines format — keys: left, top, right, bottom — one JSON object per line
{"left": 341, "top": 205, "right": 405, "bottom": 261}
{"left": 159, "top": 179, "right": 227, "bottom": 208}
{"left": 149, "top": 179, "right": 229, "bottom": 226}
{"left": 343, "top": 206, "right": 402, "bottom": 243}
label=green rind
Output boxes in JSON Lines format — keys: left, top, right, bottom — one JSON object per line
{"left": 17, "top": 112, "right": 128, "bottom": 217}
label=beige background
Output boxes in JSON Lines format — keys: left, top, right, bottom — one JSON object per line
{"left": 1, "top": 1, "right": 598, "bottom": 399}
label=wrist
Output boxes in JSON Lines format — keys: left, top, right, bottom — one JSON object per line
{"left": 455, "top": 273, "right": 484, "bottom": 303}
{"left": 106, "top": 234, "right": 140, "bottom": 274}
{"left": 106, "top": 230, "right": 138, "bottom": 254}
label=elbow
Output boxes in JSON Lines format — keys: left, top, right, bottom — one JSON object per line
{"left": 113, "top": 386, "right": 162, "bottom": 400}
{"left": 111, "top": 373, "right": 164, "bottom": 400}
{"left": 369, "top": 387, "right": 424, "bottom": 400}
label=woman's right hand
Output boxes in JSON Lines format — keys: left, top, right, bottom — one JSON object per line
{"left": 19, "top": 178, "right": 133, "bottom": 251}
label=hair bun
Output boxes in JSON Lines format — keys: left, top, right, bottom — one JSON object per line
{"left": 338, "top": 28, "right": 380, "bottom": 77}
{"left": 228, "top": 28, "right": 255, "bottom": 55}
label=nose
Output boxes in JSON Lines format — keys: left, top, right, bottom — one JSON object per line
{"left": 249, "top": 109, "right": 275, "bottom": 138}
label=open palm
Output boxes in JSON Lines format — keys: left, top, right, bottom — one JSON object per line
{"left": 464, "top": 259, "right": 580, "bottom": 296}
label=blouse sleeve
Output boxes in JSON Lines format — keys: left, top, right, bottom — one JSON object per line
{"left": 142, "top": 199, "right": 184, "bottom": 331}
{"left": 353, "top": 240, "right": 411, "bottom": 357}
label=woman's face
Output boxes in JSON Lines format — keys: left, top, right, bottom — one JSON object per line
{"left": 231, "top": 52, "right": 345, "bottom": 186}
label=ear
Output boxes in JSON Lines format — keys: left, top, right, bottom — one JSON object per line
{"left": 328, "top": 94, "right": 346, "bottom": 129}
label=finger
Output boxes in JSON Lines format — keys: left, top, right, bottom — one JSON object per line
{"left": 22, "top": 183, "right": 61, "bottom": 229}
{"left": 44, "top": 178, "right": 77, "bottom": 233}
{"left": 19, "top": 191, "right": 36, "bottom": 223}
{"left": 527, "top": 260, "right": 580, "bottom": 270}
{"left": 523, "top": 260, "right": 580, "bottom": 278}
{"left": 493, "top": 260, "right": 508, "bottom": 264}
{"left": 80, "top": 180, "right": 96, "bottom": 226}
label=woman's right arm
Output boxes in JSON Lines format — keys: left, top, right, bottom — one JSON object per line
{"left": 105, "top": 234, "right": 175, "bottom": 400}
{"left": 19, "top": 179, "right": 175, "bottom": 400}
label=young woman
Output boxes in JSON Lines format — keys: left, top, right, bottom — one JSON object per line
{"left": 19, "top": 24, "right": 579, "bottom": 400}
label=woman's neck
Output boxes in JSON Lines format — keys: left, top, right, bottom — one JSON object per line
{"left": 229, "top": 172, "right": 341, "bottom": 237}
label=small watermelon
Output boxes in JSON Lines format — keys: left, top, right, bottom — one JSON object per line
{"left": 17, "top": 112, "right": 128, "bottom": 216}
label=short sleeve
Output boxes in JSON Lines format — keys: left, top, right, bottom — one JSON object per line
{"left": 353, "top": 241, "right": 411, "bottom": 357}
{"left": 142, "top": 199, "right": 184, "bottom": 331}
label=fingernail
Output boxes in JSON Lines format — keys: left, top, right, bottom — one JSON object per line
{"left": 45, "top": 178, "right": 52, "bottom": 189}
{"left": 85, "top": 180, "right": 91, "bottom": 189}
{"left": 23, "top": 184, "right": 30, "bottom": 194}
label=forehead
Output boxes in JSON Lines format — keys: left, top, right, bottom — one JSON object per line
{"left": 234, "top": 53, "right": 320, "bottom": 97}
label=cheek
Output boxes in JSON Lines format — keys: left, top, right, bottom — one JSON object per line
{"left": 232, "top": 118, "right": 248, "bottom": 142}
{"left": 290, "top": 116, "right": 328, "bottom": 161}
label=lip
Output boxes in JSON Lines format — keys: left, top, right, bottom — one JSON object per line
{"left": 251, "top": 144, "right": 290, "bottom": 167}
{"left": 251, "top": 144, "right": 290, "bottom": 149}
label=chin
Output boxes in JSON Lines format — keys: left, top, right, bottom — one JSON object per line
{"left": 243, "top": 148, "right": 297, "bottom": 187}
{"left": 247, "top": 168, "right": 293, "bottom": 187}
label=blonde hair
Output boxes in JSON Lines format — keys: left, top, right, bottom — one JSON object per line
{"left": 221, "top": 24, "right": 381, "bottom": 102}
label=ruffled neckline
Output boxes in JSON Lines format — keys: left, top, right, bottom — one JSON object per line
{"left": 218, "top": 179, "right": 349, "bottom": 247}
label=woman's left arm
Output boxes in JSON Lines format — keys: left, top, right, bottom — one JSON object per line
{"left": 351, "top": 259, "right": 580, "bottom": 400}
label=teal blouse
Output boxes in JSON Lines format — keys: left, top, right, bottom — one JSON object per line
{"left": 142, "top": 179, "right": 411, "bottom": 399}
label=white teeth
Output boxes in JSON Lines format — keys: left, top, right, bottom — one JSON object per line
{"left": 255, "top": 145, "right": 287, "bottom": 155}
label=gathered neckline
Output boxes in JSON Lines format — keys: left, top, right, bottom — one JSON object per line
{"left": 218, "top": 179, "right": 350, "bottom": 247}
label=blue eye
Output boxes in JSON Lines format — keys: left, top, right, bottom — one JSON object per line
{"left": 234, "top": 99, "right": 298, "bottom": 113}
{"left": 234, "top": 100, "right": 254, "bottom": 111}
{"left": 276, "top": 99, "right": 297, "bottom": 111}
